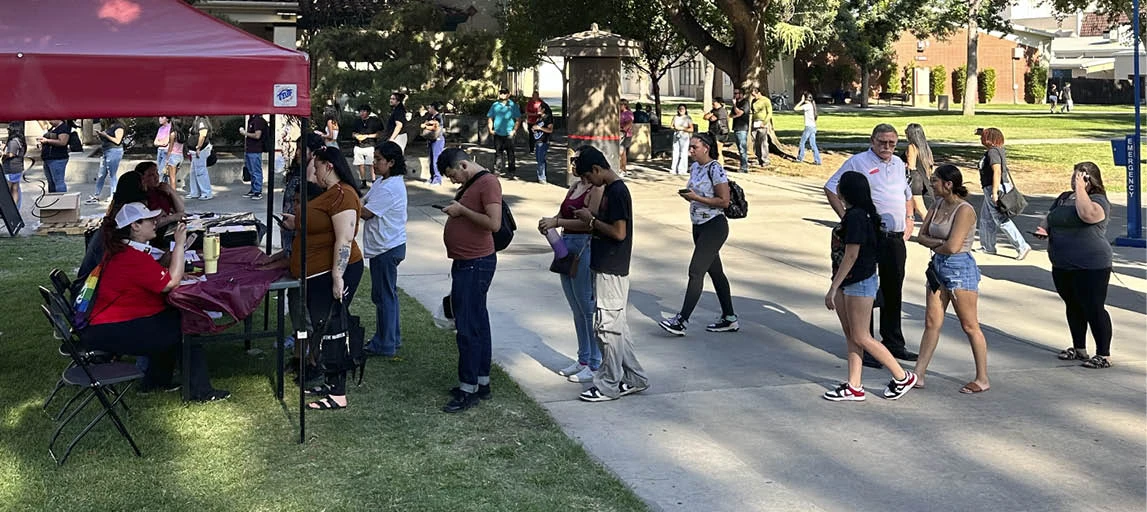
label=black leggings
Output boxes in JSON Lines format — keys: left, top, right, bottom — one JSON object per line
{"left": 679, "top": 215, "right": 735, "bottom": 322}
{"left": 1052, "top": 268, "right": 1113, "bottom": 357}
{"left": 81, "top": 308, "right": 213, "bottom": 398}
{"left": 303, "top": 261, "right": 364, "bottom": 395}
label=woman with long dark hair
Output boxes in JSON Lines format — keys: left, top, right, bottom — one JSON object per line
{"left": 165, "top": 117, "right": 186, "bottom": 190}
{"left": 670, "top": 104, "right": 694, "bottom": 175}
{"left": 659, "top": 132, "right": 738, "bottom": 336}
{"left": 1036, "top": 162, "right": 1114, "bottom": 368}
{"left": 80, "top": 202, "right": 227, "bottom": 401}
{"left": 362, "top": 141, "right": 408, "bottom": 357}
{"left": 3, "top": 121, "right": 26, "bottom": 209}
{"left": 904, "top": 123, "right": 934, "bottom": 221}
{"left": 88, "top": 118, "right": 126, "bottom": 204}
{"left": 914, "top": 164, "right": 989, "bottom": 393}
{"left": 823, "top": 171, "right": 917, "bottom": 401}
{"left": 977, "top": 127, "right": 1030, "bottom": 259}
{"left": 269, "top": 146, "right": 365, "bottom": 409}
{"left": 317, "top": 107, "right": 340, "bottom": 148}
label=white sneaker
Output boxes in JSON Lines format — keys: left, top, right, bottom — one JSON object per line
{"left": 83, "top": 195, "right": 100, "bottom": 205}
{"left": 567, "top": 366, "right": 595, "bottom": 383}
{"left": 558, "top": 361, "right": 585, "bottom": 377}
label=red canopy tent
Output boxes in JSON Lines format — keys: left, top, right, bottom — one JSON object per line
{"left": 0, "top": 0, "right": 310, "bottom": 119}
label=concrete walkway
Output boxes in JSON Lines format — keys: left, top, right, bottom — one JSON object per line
{"left": 397, "top": 166, "right": 1146, "bottom": 511}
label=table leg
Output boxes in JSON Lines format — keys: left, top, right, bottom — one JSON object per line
{"left": 182, "top": 333, "right": 191, "bottom": 402}
{"left": 276, "top": 290, "right": 285, "bottom": 400}
{"left": 243, "top": 316, "right": 252, "bottom": 351}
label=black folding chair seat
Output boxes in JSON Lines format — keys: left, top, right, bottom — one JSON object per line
{"left": 63, "top": 363, "right": 143, "bottom": 388}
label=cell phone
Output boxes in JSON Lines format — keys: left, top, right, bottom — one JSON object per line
{"left": 678, "top": 188, "right": 691, "bottom": 195}
{"left": 432, "top": 204, "right": 446, "bottom": 210}
{"left": 183, "top": 232, "right": 199, "bottom": 251}
{"left": 271, "top": 214, "right": 286, "bottom": 228}
{"left": 1028, "top": 231, "right": 1048, "bottom": 238}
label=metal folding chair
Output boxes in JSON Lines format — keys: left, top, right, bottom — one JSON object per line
{"left": 40, "top": 304, "right": 144, "bottom": 465}
{"left": 49, "top": 268, "right": 75, "bottom": 304}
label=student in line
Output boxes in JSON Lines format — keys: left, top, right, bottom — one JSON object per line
{"left": 823, "top": 171, "right": 917, "bottom": 402}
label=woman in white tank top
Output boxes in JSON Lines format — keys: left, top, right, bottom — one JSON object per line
{"left": 913, "top": 164, "right": 990, "bottom": 394}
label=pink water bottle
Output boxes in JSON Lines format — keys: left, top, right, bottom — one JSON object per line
{"left": 545, "top": 228, "right": 568, "bottom": 258}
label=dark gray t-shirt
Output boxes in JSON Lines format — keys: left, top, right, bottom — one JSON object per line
{"left": 1047, "top": 192, "right": 1112, "bottom": 270}
{"left": 731, "top": 99, "right": 751, "bottom": 131}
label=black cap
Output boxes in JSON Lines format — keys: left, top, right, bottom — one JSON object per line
{"left": 498, "top": 88, "right": 510, "bottom": 94}
{"left": 574, "top": 146, "right": 609, "bottom": 175}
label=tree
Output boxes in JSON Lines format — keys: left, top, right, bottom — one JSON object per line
{"left": 833, "top": 0, "right": 930, "bottom": 108}
{"left": 659, "top": 0, "right": 838, "bottom": 93}
{"left": 930, "top": 65, "right": 946, "bottom": 101}
{"left": 912, "top": 0, "right": 1010, "bottom": 115}
{"left": 978, "top": 67, "right": 997, "bottom": 102}
{"left": 614, "top": 1, "right": 698, "bottom": 123}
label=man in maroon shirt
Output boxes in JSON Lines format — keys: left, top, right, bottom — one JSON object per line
{"left": 436, "top": 148, "right": 503, "bottom": 413}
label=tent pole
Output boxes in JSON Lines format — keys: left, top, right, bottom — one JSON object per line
{"left": 264, "top": 114, "right": 275, "bottom": 332}
{"left": 298, "top": 116, "right": 309, "bottom": 444}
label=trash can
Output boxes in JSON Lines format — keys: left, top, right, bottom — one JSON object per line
{"left": 937, "top": 95, "right": 950, "bottom": 111}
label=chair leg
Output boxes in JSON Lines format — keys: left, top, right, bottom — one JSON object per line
{"left": 53, "top": 386, "right": 142, "bottom": 465}
{"left": 52, "top": 387, "right": 87, "bottom": 422}
{"left": 49, "top": 390, "right": 95, "bottom": 459}
{"left": 42, "top": 379, "right": 67, "bottom": 411}
{"left": 100, "top": 387, "right": 142, "bottom": 458}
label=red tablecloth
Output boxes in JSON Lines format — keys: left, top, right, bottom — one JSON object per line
{"left": 167, "top": 246, "right": 287, "bottom": 334}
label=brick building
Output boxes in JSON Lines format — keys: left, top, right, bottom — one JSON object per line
{"left": 889, "top": 26, "right": 1053, "bottom": 104}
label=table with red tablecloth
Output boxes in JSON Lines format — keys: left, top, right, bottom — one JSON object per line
{"left": 167, "top": 246, "right": 299, "bottom": 401}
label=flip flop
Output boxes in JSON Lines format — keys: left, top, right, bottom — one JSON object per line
{"left": 307, "top": 397, "right": 346, "bottom": 410}
{"left": 959, "top": 382, "right": 989, "bottom": 394}
{"left": 304, "top": 384, "right": 334, "bottom": 396}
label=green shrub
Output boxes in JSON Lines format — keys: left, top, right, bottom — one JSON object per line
{"left": 217, "top": 116, "right": 245, "bottom": 146}
{"left": 885, "top": 61, "right": 901, "bottom": 94}
{"left": 1025, "top": 64, "right": 1048, "bottom": 104}
{"left": 902, "top": 64, "right": 915, "bottom": 96}
{"left": 930, "top": 65, "right": 946, "bottom": 100}
{"left": 978, "top": 68, "right": 997, "bottom": 103}
{"left": 952, "top": 65, "right": 967, "bottom": 103}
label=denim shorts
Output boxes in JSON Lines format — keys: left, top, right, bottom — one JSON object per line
{"left": 5, "top": 172, "right": 21, "bottom": 183}
{"left": 842, "top": 273, "right": 878, "bottom": 298}
{"left": 928, "top": 252, "right": 980, "bottom": 293}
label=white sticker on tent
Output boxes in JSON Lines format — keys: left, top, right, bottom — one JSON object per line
{"left": 274, "top": 84, "right": 298, "bottom": 108}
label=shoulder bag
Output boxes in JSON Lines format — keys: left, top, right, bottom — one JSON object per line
{"left": 993, "top": 149, "right": 1028, "bottom": 219}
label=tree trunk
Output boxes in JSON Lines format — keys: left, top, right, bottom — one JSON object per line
{"left": 561, "top": 57, "right": 569, "bottom": 122}
{"left": 860, "top": 62, "right": 871, "bottom": 108}
{"left": 650, "top": 67, "right": 664, "bottom": 128}
{"left": 703, "top": 60, "right": 715, "bottom": 106}
{"left": 962, "top": 8, "right": 981, "bottom": 116}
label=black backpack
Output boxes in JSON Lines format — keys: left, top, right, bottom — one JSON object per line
{"left": 67, "top": 130, "right": 83, "bottom": 152}
{"left": 706, "top": 163, "right": 748, "bottom": 219}
{"left": 455, "top": 170, "right": 516, "bottom": 251}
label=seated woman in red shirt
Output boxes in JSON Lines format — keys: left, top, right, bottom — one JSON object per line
{"left": 139, "top": 161, "right": 185, "bottom": 227}
{"left": 79, "top": 202, "right": 228, "bottom": 401}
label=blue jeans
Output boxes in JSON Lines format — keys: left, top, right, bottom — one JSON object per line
{"left": 156, "top": 148, "right": 168, "bottom": 181}
{"left": 451, "top": 253, "right": 496, "bottom": 392}
{"left": 671, "top": 132, "right": 690, "bottom": 174}
{"left": 428, "top": 137, "right": 445, "bottom": 184}
{"left": 366, "top": 244, "right": 406, "bottom": 356}
{"left": 188, "top": 145, "right": 213, "bottom": 199}
{"left": 44, "top": 158, "right": 68, "bottom": 193}
{"left": 978, "top": 186, "right": 1030, "bottom": 253}
{"left": 244, "top": 153, "right": 263, "bottom": 194}
{"left": 797, "top": 126, "right": 821, "bottom": 164}
{"left": 535, "top": 141, "right": 549, "bottom": 182}
{"left": 928, "top": 252, "right": 981, "bottom": 293}
{"left": 559, "top": 234, "right": 600, "bottom": 370}
{"left": 733, "top": 130, "right": 749, "bottom": 172}
{"left": 95, "top": 146, "right": 123, "bottom": 198}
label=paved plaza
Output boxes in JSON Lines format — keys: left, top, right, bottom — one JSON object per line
{"left": 42, "top": 153, "right": 1147, "bottom": 511}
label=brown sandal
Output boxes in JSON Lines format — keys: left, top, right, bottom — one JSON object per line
{"left": 959, "top": 382, "right": 989, "bottom": 394}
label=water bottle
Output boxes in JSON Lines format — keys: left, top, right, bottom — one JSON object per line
{"left": 545, "top": 228, "right": 568, "bottom": 258}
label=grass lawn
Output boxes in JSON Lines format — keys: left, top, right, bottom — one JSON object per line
{"left": 0, "top": 236, "right": 646, "bottom": 511}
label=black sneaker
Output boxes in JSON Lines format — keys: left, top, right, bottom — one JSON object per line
{"left": 705, "top": 315, "right": 740, "bottom": 332}
{"left": 193, "top": 389, "right": 231, "bottom": 402}
{"left": 658, "top": 315, "right": 687, "bottom": 336}
{"left": 242, "top": 191, "right": 256, "bottom": 197}
{"left": 250, "top": 194, "right": 263, "bottom": 201}
{"left": 822, "top": 383, "right": 866, "bottom": 402}
{"left": 443, "top": 391, "right": 480, "bottom": 413}
{"left": 449, "top": 384, "right": 491, "bottom": 400}
{"left": 882, "top": 371, "right": 917, "bottom": 400}
{"left": 889, "top": 349, "right": 918, "bottom": 362}
{"left": 618, "top": 382, "right": 647, "bottom": 396}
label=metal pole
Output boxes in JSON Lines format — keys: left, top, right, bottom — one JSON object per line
{"left": 1117, "top": 0, "right": 1145, "bottom": 247}
{"left": 298, "top": 117, "right": 309, "bottom": 444}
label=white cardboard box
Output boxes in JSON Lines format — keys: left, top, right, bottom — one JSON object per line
{"left": 37, "top": 192, "right": 81, "bottom": 223}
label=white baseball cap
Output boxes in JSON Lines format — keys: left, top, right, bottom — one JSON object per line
{"left": 114, "top": 202, "right": 164, "bottom": 229}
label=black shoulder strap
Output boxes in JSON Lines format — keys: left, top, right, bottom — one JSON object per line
{"left": 454, "top": 170, "right": 491, "bottom": 201}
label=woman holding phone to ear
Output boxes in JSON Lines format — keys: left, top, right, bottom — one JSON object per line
{"left": 1037, "top": 162, "right": 1114, "bottom": 369}
{"left": 659, "top": 133, "right": 738, "bottom": 336}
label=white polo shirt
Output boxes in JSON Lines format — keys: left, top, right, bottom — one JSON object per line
{"left": 824, "top": 149, "right": 911, "bottom": 233}
{"left": 362, "top": 175, "right": 408, "bottom": 258}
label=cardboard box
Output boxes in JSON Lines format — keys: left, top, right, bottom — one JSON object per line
{"left": 37, "top": 192, "right": 81, "bottom": 223}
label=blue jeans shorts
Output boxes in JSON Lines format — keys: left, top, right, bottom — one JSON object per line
{"left": 927, "top": 252, "right": 981, "bottom": 293}
{"left": 842, "top": 273, "right": 878, "bottom": 298}
{"left": 5, "top": 172, "right": 21, "bottom": 183}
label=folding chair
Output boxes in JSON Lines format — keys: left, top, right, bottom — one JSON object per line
{"left": 39, "top": 286, "right": 126, "bottom": 421}
{"left": 40, "top": 304, "right": 144, "bottom": 465}
{"left": 49, "top": 268, "right": 75, "bottom": 304}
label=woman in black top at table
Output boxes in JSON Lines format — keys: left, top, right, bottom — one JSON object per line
{"left": 1035, "top": 162, "right": 1114, "bottom": 369}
